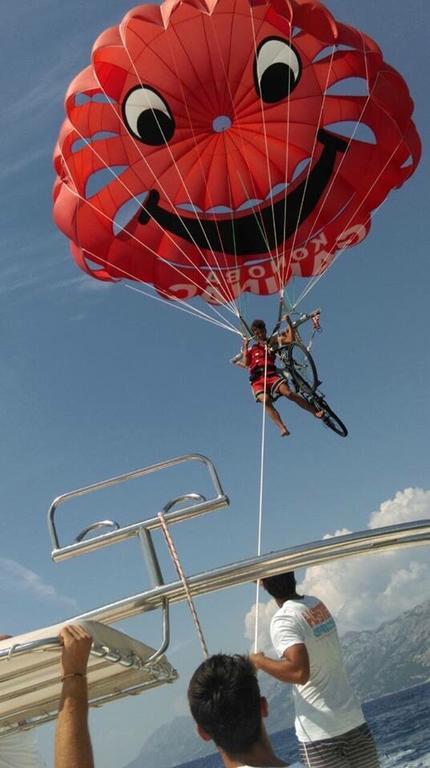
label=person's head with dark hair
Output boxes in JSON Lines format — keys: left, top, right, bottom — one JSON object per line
{"left": 251, "top": 319, "right": 267, "bottom": 340}
{"left": 188, "top": 654, "right": 283, "bottom": 767}
{"left": 262, "top": 571, "right": 302, "bottom": 606}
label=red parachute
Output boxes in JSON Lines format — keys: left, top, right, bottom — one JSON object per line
{"left": 53, "top": 0, "right": 420, "bottom": 305}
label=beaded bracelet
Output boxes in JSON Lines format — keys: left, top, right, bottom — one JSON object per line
{"left": 60, "top": 672, "right": 87, "bottom": 682}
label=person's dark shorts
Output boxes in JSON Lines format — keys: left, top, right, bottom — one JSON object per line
{"left": 298, "top": 723, "right": 380, "bottom": 767}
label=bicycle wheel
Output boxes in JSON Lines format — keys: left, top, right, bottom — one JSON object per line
{"left": 288, "top": 342, "right": 318, "bottom": 394}
{"left": 316, "top": 399, "right": 348, "bottom": 437}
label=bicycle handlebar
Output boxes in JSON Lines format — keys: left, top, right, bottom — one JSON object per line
{"left": 288, "top": 309, "right": 321, "bottom": 329}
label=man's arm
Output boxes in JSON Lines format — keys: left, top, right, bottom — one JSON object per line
{"left": 230, "top": 337, "right": 249, "bottom": 367}
{"left": 250, "top": 644, "right": 310, "bottom": 685}
{"left": 275, "top": 317, "right": 296, "bottom": 348}
{"left": 55, "top": 625, "right": 94, "bottom": 768}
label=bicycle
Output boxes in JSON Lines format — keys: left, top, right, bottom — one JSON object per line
{"left": 274, "top": 310, "right": 348, "bottom": 438}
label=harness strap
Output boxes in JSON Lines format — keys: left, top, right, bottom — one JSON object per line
{"left": 249, "top": 365, "right": 277, "bottom": 382}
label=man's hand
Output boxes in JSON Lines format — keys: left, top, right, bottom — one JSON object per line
{"left": 230, "top": 335, "right": 249, "bottom": 367}
{"left": 59, "top": 625, "right": 92, "bottom": 678}
{"left": 250, "top": 651, "right": 266, "bottom": 670}
{"left": 249, "top": 644, "right": 310, "bottom": 685}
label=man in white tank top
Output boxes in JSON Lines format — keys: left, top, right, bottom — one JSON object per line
{"left": 250, "top": 572, "right": 380, "bottom": 768}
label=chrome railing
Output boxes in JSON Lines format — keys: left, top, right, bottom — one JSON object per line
{"left": 61, "top": 518, "right": 430, "bottom": 626}
{"left": 48, "top": 453, "right": 229, "bottom": 560}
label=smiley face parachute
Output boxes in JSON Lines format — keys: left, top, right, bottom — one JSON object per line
{"left": 53, "top": 0, "right": 420, "bottom": 319}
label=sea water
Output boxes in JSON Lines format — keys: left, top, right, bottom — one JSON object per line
{"left": 176, "top": 682, "right": 430, "bottom": 768}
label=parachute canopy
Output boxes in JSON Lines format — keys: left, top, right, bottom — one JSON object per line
{"left": 53, "top": 0, "right": 420, "bottom": 305}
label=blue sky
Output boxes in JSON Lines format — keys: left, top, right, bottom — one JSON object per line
{"left": 0, "top": 0, "right": 429, "bottom": 766}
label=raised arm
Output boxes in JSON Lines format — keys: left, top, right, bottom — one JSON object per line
{"left": 278, "top": 315, "right": 296, "bottom": 345}
{"left": 55, "top": 625, "right": 94, "bottom": 768}
{"left": 229, "top": 336, "right": 249, "bottom": 367}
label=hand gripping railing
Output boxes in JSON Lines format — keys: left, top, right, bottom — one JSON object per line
{"left": 0, "top": 620, "right": 178, "bottom": 734}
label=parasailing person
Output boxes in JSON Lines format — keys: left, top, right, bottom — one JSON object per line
{"left": 231, "top": 319, "right": 323, "bottom": 436}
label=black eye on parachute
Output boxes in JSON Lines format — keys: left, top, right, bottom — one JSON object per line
{"left": 255, "top": 37, "right": 301, "bottom": 104}
{"left": 123, "top": 86, "right": 175, "bottom": 146}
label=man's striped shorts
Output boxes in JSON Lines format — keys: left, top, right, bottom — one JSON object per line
{"left": 298, "top": 723, "right": 380, "bottom": 767}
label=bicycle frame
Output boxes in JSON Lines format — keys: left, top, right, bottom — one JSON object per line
{"left": 277, "top": 309, "right": 321, "bottom": 352}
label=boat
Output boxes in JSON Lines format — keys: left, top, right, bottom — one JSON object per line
{"left": 1, "top": 453, "right": 429, "bottom": 740}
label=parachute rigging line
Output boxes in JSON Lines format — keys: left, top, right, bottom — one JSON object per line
{"left": 125, "top": 283, "right": 241, "bottom": 335}
{"left": 57, "top": 146, "right": 242, "bottom": 331}
{"left": 59, "top": 50, "right": 241, "bottom": 310}
{"left": 292, "top": 136, "right": 405, "bottom": 310}
{"left": 254, "top": 342, "right": 268, "bottom": 653}
{"left": 279, "top": 24, "right": 304, "bottom": 293}
{"left": 53, "top": 0, "right": 420, "bottom": 313}
{"left": 249, "top": 11, "right": 284, "bottom": 296}
{"left": 82, "top": 230, "right": 238, "bottom": 338}
{"left": 172, "top": 6, "right": 286, "bottom": 307}
{"left": 279, "top": 37, "right": 402, "bottom": 311}
{"left": 286, "top": 34, "right": 375, "bottom": 306}
{"left": 59, "top": 28, "right": 315, "bottom": 333}
{"left": 281, "top": 45, "right": 337, "bottom": 291}
{"left": 57, "top": 143, "right": 237, "bottom": 313}
{"left": 165, "top": 23, "right": 243, "bottom": 305}
{"left": 117, "top": 25, "right": 241, "bottom": 310}
{"left": 162, "top": 16, "right": 288, "bottom": 312}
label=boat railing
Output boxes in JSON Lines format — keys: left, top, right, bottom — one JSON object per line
{"left": 1, "top": 454, "right": 428, "bottom": 733}
{"left": 47, "top": 453, "right": 430, "bottom": 629}
{"left": 0, "top": 619, "right": 178, "bottom": 735}
{"left": 68, "top": 517, "right": 430, "bottom": 626}
{"left": 48, "top": 453, "right": 229, "bottom": 561}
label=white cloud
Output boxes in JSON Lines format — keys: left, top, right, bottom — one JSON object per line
{"left": 369, "top": 487, "right": 430, "bottom": 528}
{"left": 245, "top": 488, "right": 430, "bottom": 644}
{"left": 245, "top": 599, "right": 278, "bottom": 653}
{"left": 0, "top": 559, "right": 76, "bottom": 609}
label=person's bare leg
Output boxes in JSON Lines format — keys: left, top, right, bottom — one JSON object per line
{"left": 278, "top": 383, "right": 323, "bottom": 418}
{"left": 257, "top": 394, "right": 290, "bottom": 436}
